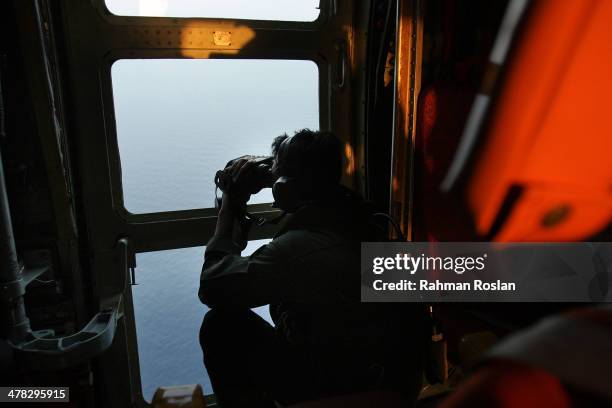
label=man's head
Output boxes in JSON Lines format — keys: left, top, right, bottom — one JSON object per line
{"left": 271, "top": 129, "right": 343, "bottom": 209}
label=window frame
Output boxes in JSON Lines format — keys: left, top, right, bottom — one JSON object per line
{"left": 62, "top": 0, "right": 361, "bottom": 255}
{"left": 59, "top": 0, "right": 366, "bottom": 405}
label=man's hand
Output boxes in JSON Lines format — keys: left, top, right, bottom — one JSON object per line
{"left": 220, "top": 155, "right": 263, "bottom": 210}
{"left": 215, "top": 156, "right": 267, "bottom": 249}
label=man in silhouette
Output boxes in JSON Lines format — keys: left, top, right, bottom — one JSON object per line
{"left": 199, "top": 129, "right": 426, "bottom": 408}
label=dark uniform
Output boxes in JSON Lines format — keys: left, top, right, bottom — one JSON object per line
{"left": 199, "top": 188, "right": 426, "bottom": 407}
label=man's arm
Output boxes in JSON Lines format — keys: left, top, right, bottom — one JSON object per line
{"left": 200, "top": 157, "right": 272, "bottom": 308}
{"left": 201, "top": 226, "right": 346, "bottom": 309}
{"left": 199, "top": 232, "right": 286, "bottom": 309}
{"left": 204, "top": 154, "right": 261, "bottom": 270}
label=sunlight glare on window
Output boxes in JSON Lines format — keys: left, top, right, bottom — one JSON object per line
{"left": 104, "top": 0, "right": 321, "bottom": 22}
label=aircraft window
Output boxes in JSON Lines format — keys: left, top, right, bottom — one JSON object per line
{"left": 132, "top": 239, "right": 273, "bottom": 400}
{"left": 104, "top": 0, "right": 321, "bottom": 22}
{"left": 111, "top": 59, "right": 319, "bottom": 214}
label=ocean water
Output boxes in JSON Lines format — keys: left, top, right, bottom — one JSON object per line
{"left": 132, "top": 241, "right": 271, "bottom": 399}
{"left": 111, "top": 59, "right": 319, "bottom": 400}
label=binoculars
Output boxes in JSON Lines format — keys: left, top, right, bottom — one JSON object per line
{"left": 214, "top": 155, "right": 276, "bottom": 194}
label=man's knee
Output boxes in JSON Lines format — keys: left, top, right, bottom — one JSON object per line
{"left": 199, "top": 309, "right": 265, "bottom": 353}
{"left": 200, "top": 309, "right": 232, "bottom": 352}
{"left": 200, "top": 308, "right": 274, "bottom": 381}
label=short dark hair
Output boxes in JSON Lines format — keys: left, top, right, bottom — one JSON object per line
{"left": 271, "top": 129, "right": 343, "bottom": 194}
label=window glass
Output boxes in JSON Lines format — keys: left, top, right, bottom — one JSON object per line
{"left": 105, "top": 0, "right": 320, "bottom": 22}
{"left": 111, "top": 59, "right": 319, "bottom": 213}
{"left": 132, "top": 239, "right": 272, "bottom": 400}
